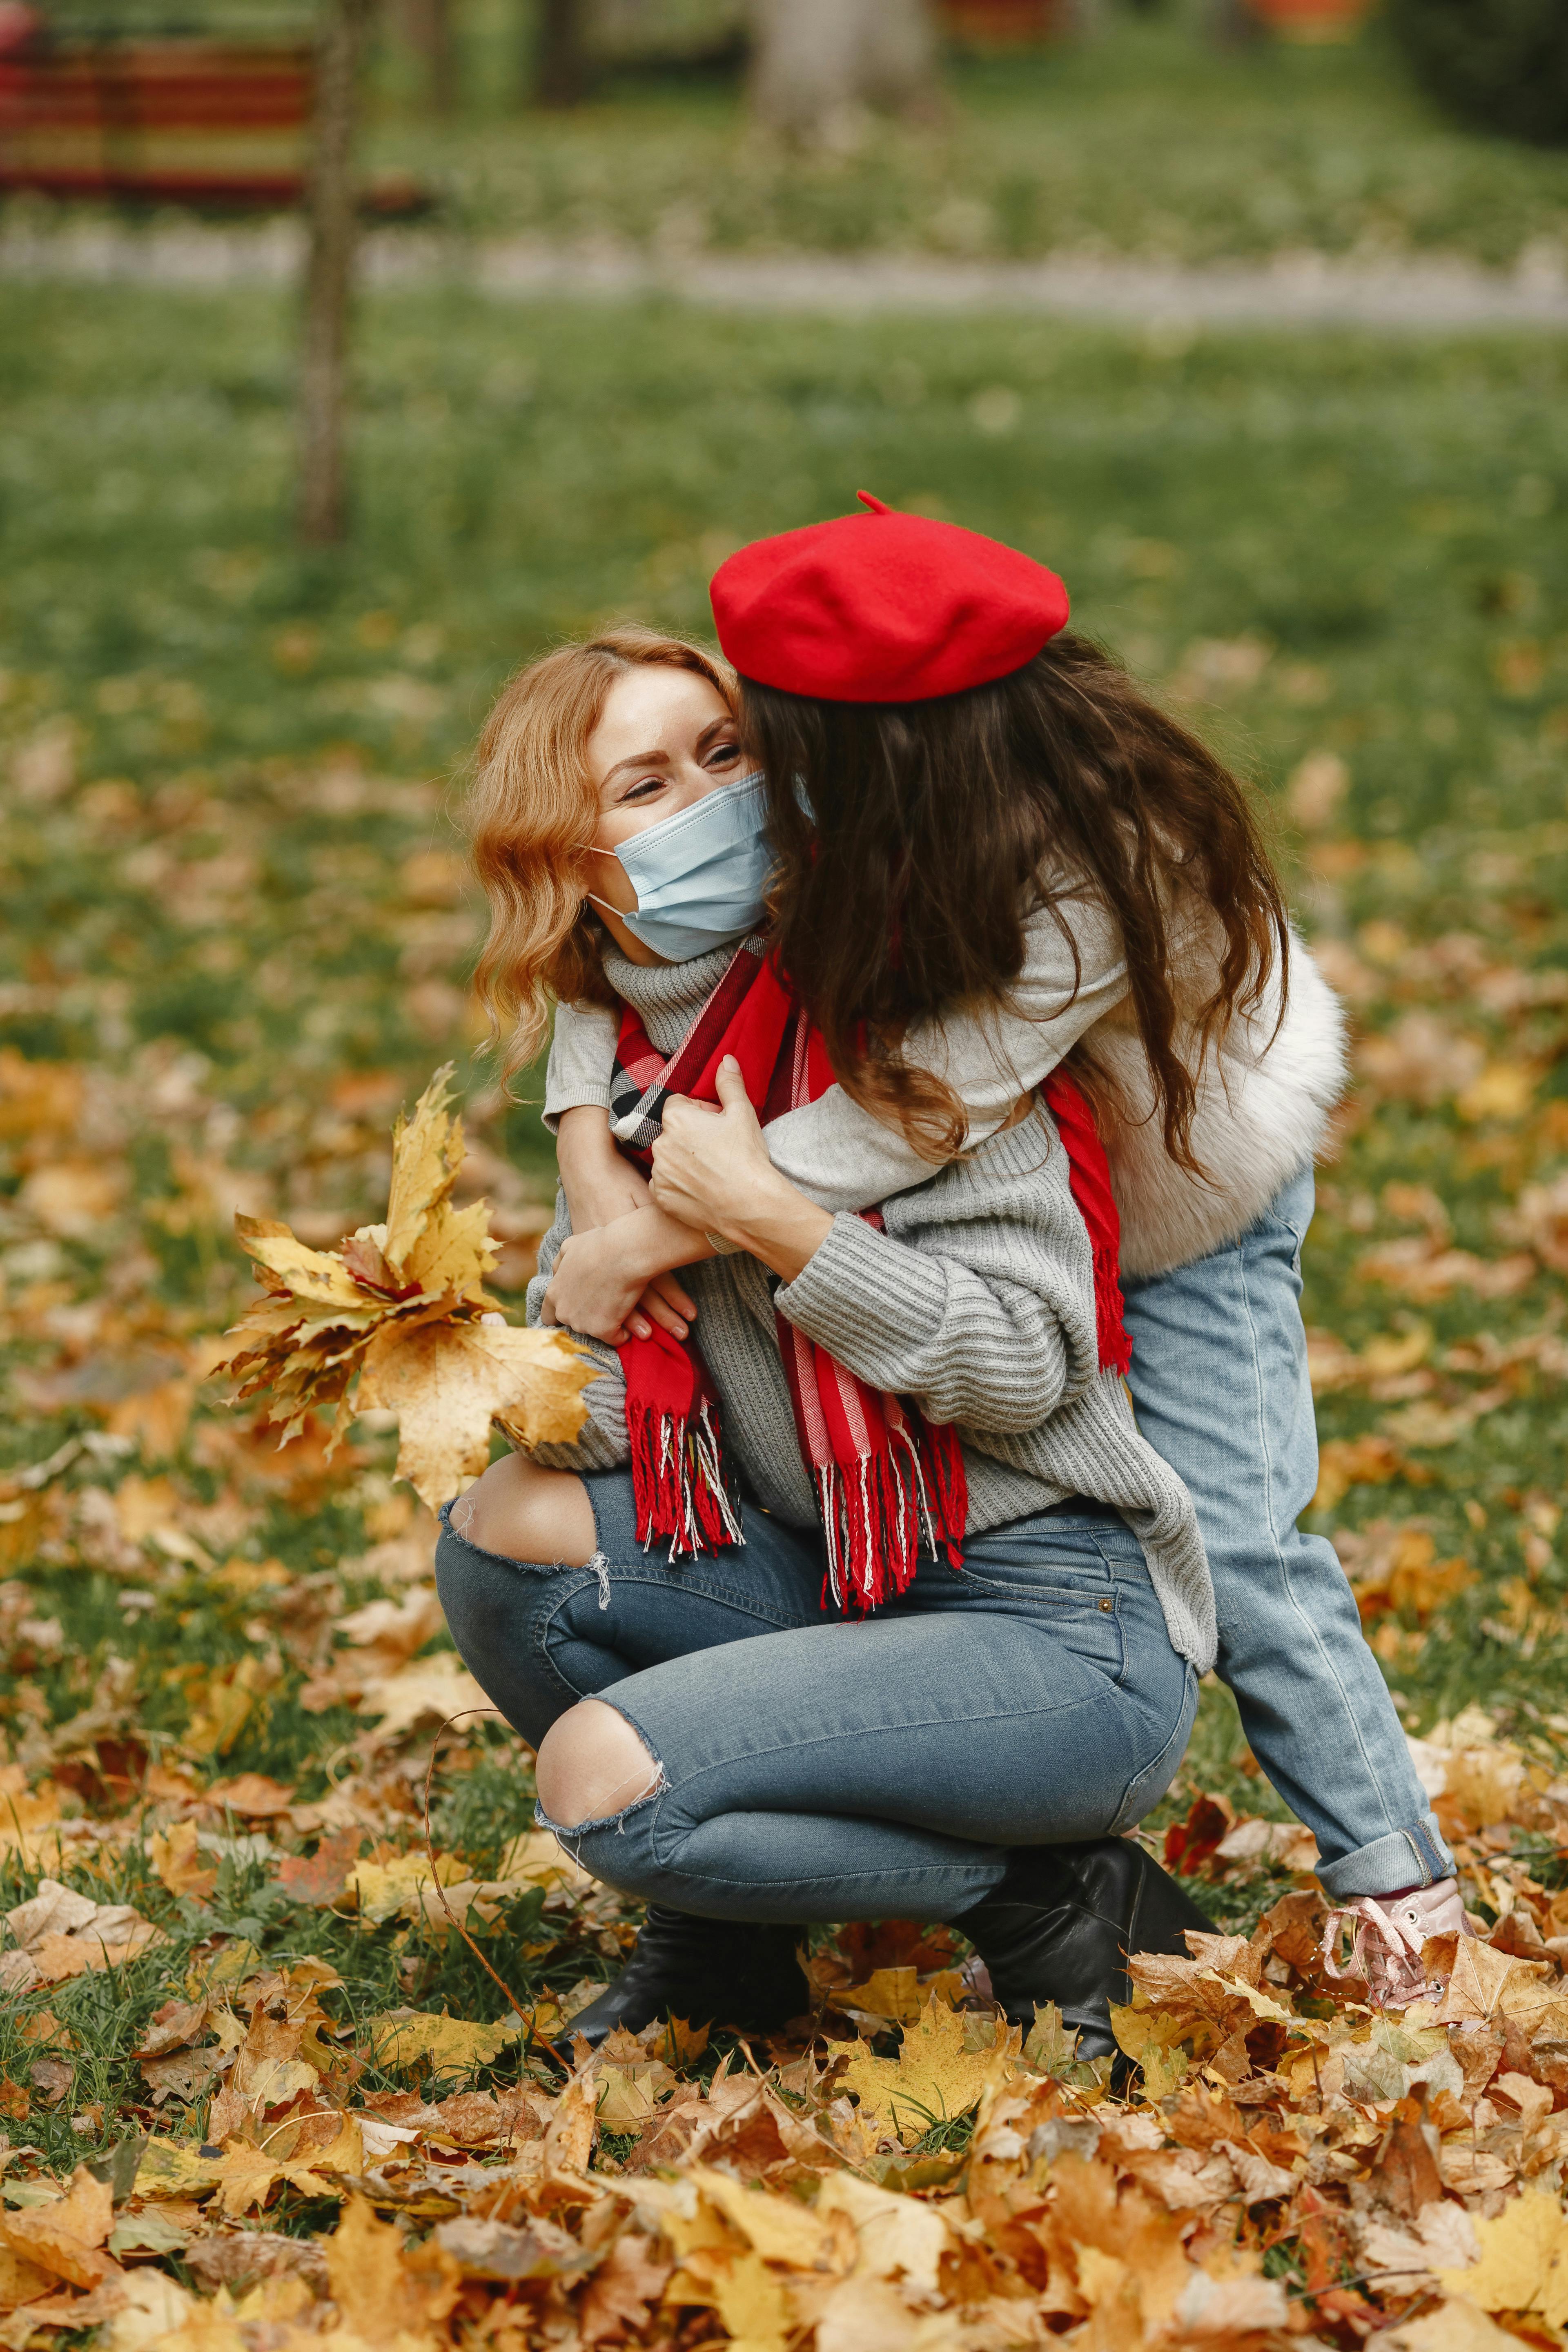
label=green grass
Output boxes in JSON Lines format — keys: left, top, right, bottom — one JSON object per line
{"left": 0, "top": 281, "right": 1566, "bottom": 1974}
{"left": 343, "top": 6, "right": 1568, "bottom": 269}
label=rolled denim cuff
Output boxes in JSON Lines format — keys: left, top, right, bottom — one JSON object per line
{"left": 1315, "top": 1812, "right": 1453, "bottom": 1901}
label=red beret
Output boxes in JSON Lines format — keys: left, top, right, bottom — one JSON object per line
{"left": 709, "top": 493, "right": 1069, "bottom": 704}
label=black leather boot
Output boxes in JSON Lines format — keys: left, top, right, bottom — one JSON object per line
{"left": 564, "top": 1907, "right": 807, "bottom": 2051}
{"left": 956, "top": 1838, "right": 1212, "bottom": 2062}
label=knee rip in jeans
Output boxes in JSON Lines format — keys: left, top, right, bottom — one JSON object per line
{"left": 535, "top": 1755, "right": 667, "bottom": 1847}
{"left": 448, "top": 1495, "right": 612, "bottom": 1605}
{"left": 535, "top": 1703, "right": 665, "bottom": 1839}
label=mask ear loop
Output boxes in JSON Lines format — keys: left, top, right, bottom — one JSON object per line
{"left": 575, "top": 844, "right": 640, "bottom": 926}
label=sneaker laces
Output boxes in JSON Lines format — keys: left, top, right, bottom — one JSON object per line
{"left": 1321, "top": 1877, "right": 1471, "bottom": 2008}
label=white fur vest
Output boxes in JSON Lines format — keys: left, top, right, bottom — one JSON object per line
{"left": 1093, "top": 925, "right": 1347, "bottom": 1278}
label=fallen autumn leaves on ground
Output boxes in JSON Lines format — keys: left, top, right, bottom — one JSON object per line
{"left": 10, "top": 1804, "right": 1568, "bottom": 2352}
{"left": 0, "top": 1083, "right": 1561, "bottom": 2351}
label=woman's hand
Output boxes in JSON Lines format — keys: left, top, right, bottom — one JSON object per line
{"left": 650, "top": 1059, "right": 833, "bottom": 1283}
{"left": 648, "top": 1060, "right": 777, "bottom": 1239}
{"left": 542, "top": 1212, "right": 695, "bottom": 1348}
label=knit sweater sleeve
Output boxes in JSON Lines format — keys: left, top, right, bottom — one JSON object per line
{"left": 760, "top": 888, "right": 1129, "bottom": 1213}
{"left": 773, "top": 1107, "right": 1100, "bottom": 1436}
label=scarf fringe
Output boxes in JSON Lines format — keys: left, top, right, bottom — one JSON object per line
{"left": 627, "top": 1394, "right": 744, "bottom": 1563}
{"left": 817, "top": 1419, "right": 966, "bottom": 1615}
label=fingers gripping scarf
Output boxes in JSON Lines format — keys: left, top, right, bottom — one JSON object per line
{"left": 607, "top": 946, "right": 1130, "bottom": 1612}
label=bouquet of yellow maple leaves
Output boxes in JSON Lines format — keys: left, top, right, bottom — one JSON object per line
{"left": 215, "top": 1067, "right": 592, "bottom": 1507}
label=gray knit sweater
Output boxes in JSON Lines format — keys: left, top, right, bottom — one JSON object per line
{"left": 525, "top": 945, "right": 1216, "bottom": 1669}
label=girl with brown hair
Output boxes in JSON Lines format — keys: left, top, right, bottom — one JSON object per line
{"left": 438, "top": 505, "right": 1463, "bottom": 2052}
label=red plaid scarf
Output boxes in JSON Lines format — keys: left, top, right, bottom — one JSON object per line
{"left": 607, "top": 947, "right": 1130, "bottom": 1612}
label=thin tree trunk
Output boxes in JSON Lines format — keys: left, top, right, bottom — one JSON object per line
{"left": 748, "top": 0, "right": 940, "bottom": 147}
{"left": 299, "top": 0, "right": 378, "bottom": 547}
{"left": 534, "top": 0, "right": 589, "bottom": 106}
{"left": 403, "top": 0, "right": 455, "bottom": 111}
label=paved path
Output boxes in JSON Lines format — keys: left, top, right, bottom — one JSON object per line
{"left": 5, "top": 218, "right": 1567, "bottom": 330}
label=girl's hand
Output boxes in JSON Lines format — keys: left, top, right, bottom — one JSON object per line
{"left": 650, "top": 1059, "right": 833, "bottom": 1283}
{"left": 554, "top": 1107, "right": 696, "bottom": 1340}
{"left": 542, "top": 1214, "right": 690, "bottom": 1348}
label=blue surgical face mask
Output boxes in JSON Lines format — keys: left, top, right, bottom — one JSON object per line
{"left": 589, "top": 771, "right": 774, "bottom": 962}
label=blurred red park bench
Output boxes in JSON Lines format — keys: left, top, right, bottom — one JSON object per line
{"left": 0, "top": 2, "right": 425, "bottom": 208}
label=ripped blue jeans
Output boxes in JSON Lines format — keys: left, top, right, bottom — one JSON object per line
{"left": 434, "top": 1482, "right": 1197, "bottom": 1925}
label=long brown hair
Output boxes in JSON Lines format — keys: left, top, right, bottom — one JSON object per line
{"left": 466, "top": 627, "right": 737, "bottom": 1083}
{"left": 742, "top": 632, "right": 1289, "bottom": 1170}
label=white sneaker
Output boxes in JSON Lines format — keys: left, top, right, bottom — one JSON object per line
{"left": 1322, "top": 1877, "right": 1472, "bottom": 2007}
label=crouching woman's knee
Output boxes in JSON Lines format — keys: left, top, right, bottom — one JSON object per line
{"left": 535, "top": 1698, "right": 663, "bottom": 1833}
{"left": 434, "top": 1461, "right": 594, "bottom": 1742}
{"left": 448, "top": 1450, "right": 598, "bottom": 1567}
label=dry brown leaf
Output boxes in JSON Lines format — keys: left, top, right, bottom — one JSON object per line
{"left": 0, "top": 2247, "right": 55, "bottom": 2314}
{"left": 203, "top": 1773, "right": 296, "bottom": 1818}
{"left": 543, "top": 2069, "right": 599, "bottom": 2176}
{"left": 577, "top": 2231, "right": 672, "bottom": 2346}
{"left": 149, "top": 1822, "right": 217, "bottom": 1902}
{"left": 1314, "top": 1433, "right": 1414, "bottom": 1510}
{"left": 0, "top": 2166, "right": 117, "bottom": 2290}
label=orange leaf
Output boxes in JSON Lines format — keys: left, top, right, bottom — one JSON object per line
{"left": 0, "top": 2167, "right": 118, "bottom": 2290}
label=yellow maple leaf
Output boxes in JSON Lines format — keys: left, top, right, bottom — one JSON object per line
{"left": 841, "top": 1966, "right": 921, "bottom": 2021}
{"left": 816, "top": 2172, "right": 948, "bottom": 2293}
{"left": 149, "top": 1821, "right": 218, "bottom": 1902}
{"left": 1385, "top": 2301, "right": 1521, "bottom": 2350}
{"left": 1436, "top": 2191, "right": 1568, "bottom": 2331}
{"left": 134, "top": 2138, "right": 215, "bottom": 2201}
{"left": 829, "top": 1993, "right": 1016, "bottom": 2148}
{"left": 381, "top": 1067, "right": 468, "bottom": 1274}
{"left": 399, "top": 1194, "right": 498, "bottom": 1302}
{"left": 232, "top": 1220, "right": 369, "bottom": 1312}
{"left": 710, "top": 2248, "right": 791, "bottom": 2352}
{"left": 220, "top": 1067, "right": 590, "bottom": 1505}
{"left": 344, "top": 1851, "right": 469, "bottom": 1927}
{"left": 205, "top": 2115, "right": 363, "bottom": 2218}
{"left": 356, "top": 1314, "right": 591, "bottom": 1509}
{"left": 691, "top": 2168, "right": 834, "bottom": 2269}
{"left": 598, "top": 2063, "right": 676, "bottom": 2134}
{"left": 491, "top": 1828, "right": 595, "bottom": 1893}
{"left": 0, "top": 2165, "right": 116, "bottom": 2289}
{"left": 324, "top": 2194, "right": 461, "bottom": 2344}
{"left": 352, "top": 1653, "right": 494, "bottom": 1744}
{"left": 365, "top": 2011, "right": 520, "bottom": 2076}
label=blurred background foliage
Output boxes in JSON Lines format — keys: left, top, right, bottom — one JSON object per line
{"left": 7, "top": 0, "right": 1568, "bottom": 257}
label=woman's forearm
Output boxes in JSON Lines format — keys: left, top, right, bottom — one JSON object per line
{"left": 704, "top": 1172, "right": 834, "bottom": 1285}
